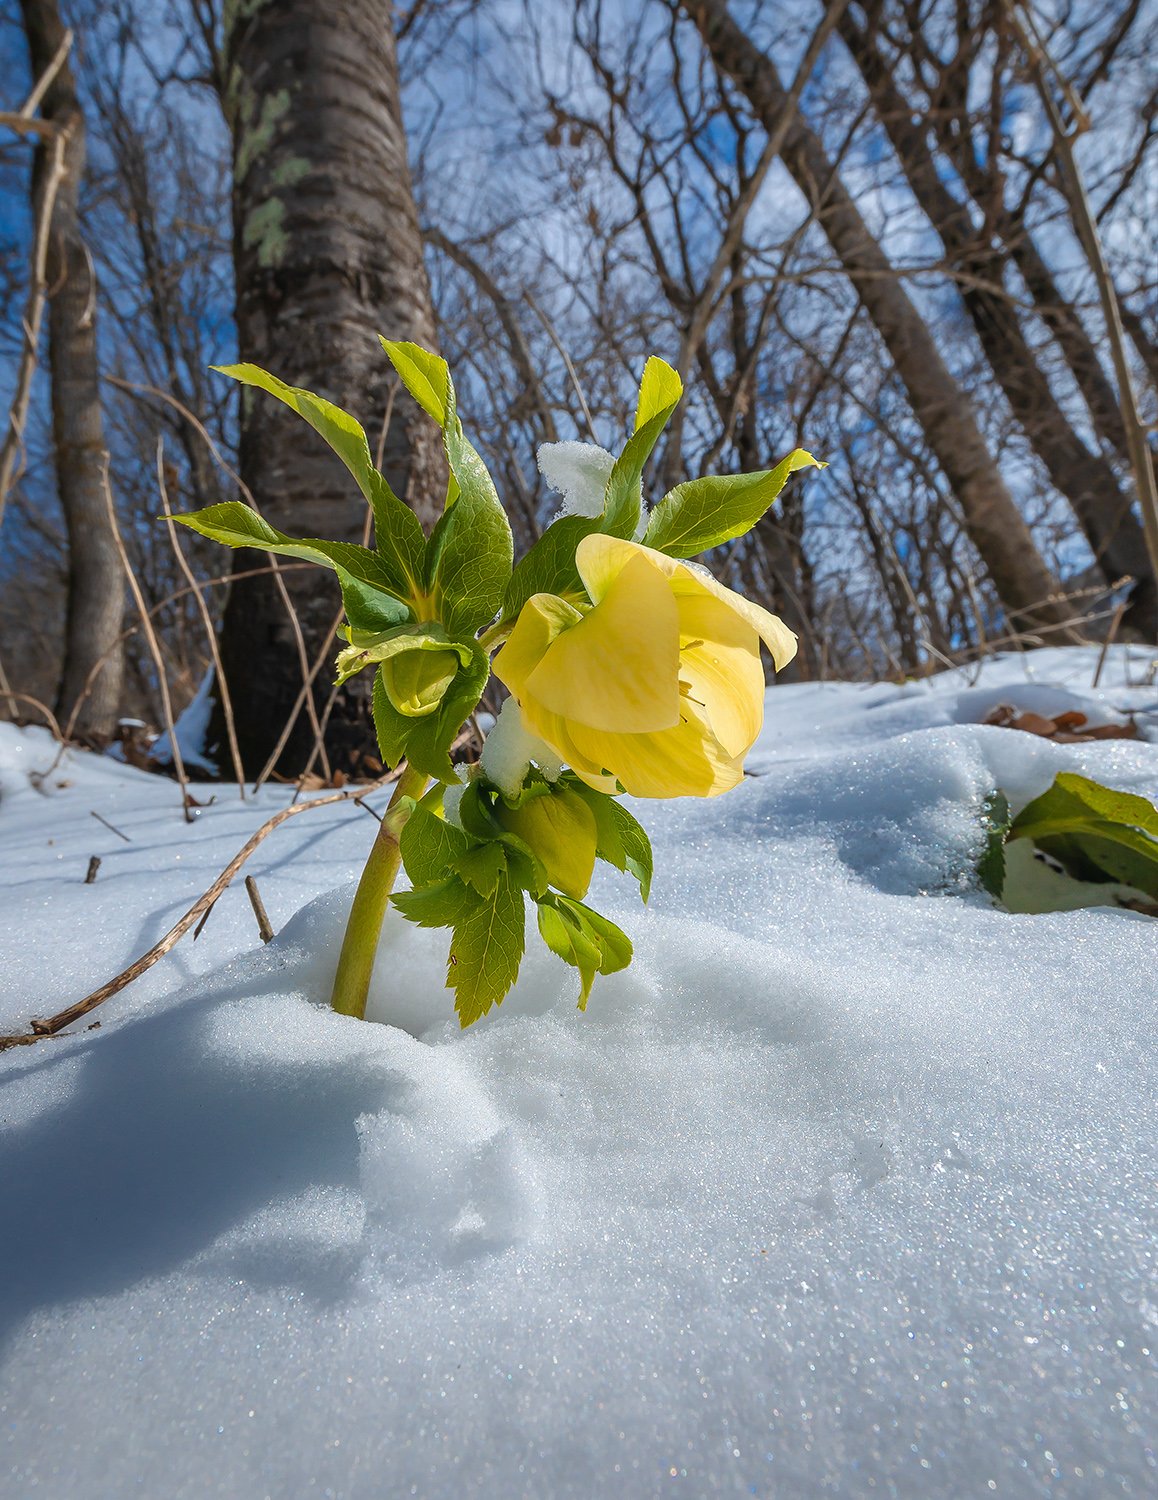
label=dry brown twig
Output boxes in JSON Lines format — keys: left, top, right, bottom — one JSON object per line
{"left": 101, "top": 459, "right": 193, "bottom": 820}
{"left": 0, "top": 772, "right": 396, "bottom": 1051}
{"left": 156, "top": 436, "right": 246, "bottom": 795}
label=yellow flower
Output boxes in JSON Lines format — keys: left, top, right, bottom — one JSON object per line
{"left": 493, "top": 535, "right": 796, "bottom": 797}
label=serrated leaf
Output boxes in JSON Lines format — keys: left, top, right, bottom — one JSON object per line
{"left": 451, "top": 840, "right": 509, "bottom": 897}
{"left": 398, "top": 638, "right": 489, "bottom": 782}
{"left": 536, "top": 894, "right": 632, "bottom": 1010}
{"left": 643, "top": 449, "right": 826, "bottom": 558}
{"left": 448, "top": 869, "right": 526, "bottom": 1028}
{"left": 337, "top": 571, "right": 413, "bottom": 634}
{"left": 430, "top": 403, "right": 513, "bottom": 637}
{"left": 399, "top": 803, "right": 471, "bottom": 886}
{"left": 212, "top": 363, "right": 425, "bottom": 594}
{"left": 602, "top": 397, "right": 682, "bottom": 540}
{"left": 379, "top": 339, "right": 450, "bottom": 426}
{"left": 392, "top": 876, "right": 478, "bottom": 929}
{"left": 977, "top": 789, "right": 1010, "bottom": 899}
{"left": 371, "top": 669, "right": 410, "bottom": 769}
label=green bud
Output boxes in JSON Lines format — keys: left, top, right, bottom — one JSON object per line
{"left": 495, "top": 787, "right": 597, "bottom": 900}
{"left": 381, "top": 647, "right": 461, "bottom": 718}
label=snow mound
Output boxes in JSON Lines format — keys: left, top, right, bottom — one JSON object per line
{"left": 1, "top": 646, "right": 1156, "bottom": 1498}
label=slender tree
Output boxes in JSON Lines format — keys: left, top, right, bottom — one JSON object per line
{"left": 681, "top": 0, "right": 1078, "bottom": 636}
{"left": 214, "top": 0, "right": 446, "bottom": 773}
{"left": 18, "top": 0, "right": 125, "bottom": 740}
{"left": 836, "top": 1, "right": 1156, "bottom": 634}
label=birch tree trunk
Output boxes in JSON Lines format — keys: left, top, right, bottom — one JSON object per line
{"left": 19, "top": 0, "right": 125, "bottom": 741}
{"left": 682, "top": 0, "right": 1077, "bottom": 636}
{"left": 215, "top": 0, "right": 445, "bottom": 775}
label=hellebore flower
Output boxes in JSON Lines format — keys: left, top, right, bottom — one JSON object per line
{"left": 493, "top": 534, "right": 796, "bottom": 798}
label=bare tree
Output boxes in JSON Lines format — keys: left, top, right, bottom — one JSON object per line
{"left": 214, "top": 0, "right": 447, "bottom": 774}
{"left": 17, "top": 0, "right": 124, "bottom": 739}
{"left": 681, "top": 0, "right": 1078, "bottom": 636}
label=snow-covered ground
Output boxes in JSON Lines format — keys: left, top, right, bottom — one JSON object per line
{"left": 2, "top": 647, "right": 1156, "bottom": 1499}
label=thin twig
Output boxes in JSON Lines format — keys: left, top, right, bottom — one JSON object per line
{"left": 15, "top": 26, "right": 73, "bottom": 120}
{"left": 1092, "top": 598, "right": 1128, "bottom": 689}
{"left": 244, "top": 875, "right": 275, "bottom": 942}
{"left": 1009, "top": 2, "right": 1158, "bottom": 594}
{"left": 90, "top": 809, "right": 131, "bottom": 842}
{"left": 0, "top": 690, "right": 64, "bottom": 740}
{"left": 0, "top": 774, "right": 394, "bottom": 1050}
{"left": 157, "top": 437, "right": 246, "bottom": 796}
{"left": 0, "top": 114, "right": 70, "bottom": 525}
{"left": 101, "top": 459, "right": 192, "bottom": 820}
{"left": 104, "top": 374, "right": 329, "bottom": 772}
{"left": 524, "top": 289, "right": 599, "bottom": 442}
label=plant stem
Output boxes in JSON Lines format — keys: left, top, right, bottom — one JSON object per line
{"left": 330, "top": 762, "right": 429, "bottom": 1019}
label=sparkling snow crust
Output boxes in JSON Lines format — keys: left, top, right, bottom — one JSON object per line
{"left": 1, "top": 647, "right": 1155, "bottom": 1499}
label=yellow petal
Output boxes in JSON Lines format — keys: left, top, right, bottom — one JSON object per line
{"left": 676, "top": 593, "right": 766, "bottom": 758}
{"left": 525, "top": 551, "right": 681, "bottom": 733}
{"left": 493, "top": 593, "right": 584, "bottom": 701}
{"left": 578, "top": 534, "right": 797, "bottom": 672}
{"left": 568, "top": 699, "right": 744, "bottom": 799}
{"left": 573, "top": 532, "right": 642, "bottom": 603}
{"left": 668, "top": 561, "right": 797, "bottom": 672}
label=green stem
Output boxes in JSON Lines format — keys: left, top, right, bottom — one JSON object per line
{"left": 330, "top": 762, "right": 430, "bottom": 1019}
{"left": 477, "top": 619, "right": 512, "bottom": 653}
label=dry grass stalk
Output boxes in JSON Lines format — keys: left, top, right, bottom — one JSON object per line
{"left": 101, "top": 459, "right": 193, "bottom": 819}
{"left": 0, "top": 772, "right": 395, "bottom": 1050}
{"left": 156, "top": 436, "right": 246, "bottom": 795}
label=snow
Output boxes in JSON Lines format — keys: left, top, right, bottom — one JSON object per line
{"left": 151, "top": 667, "right": 219, "bottom": 774}
{"left": 2, "top": 646, "right": 1156, "bottom": 1499}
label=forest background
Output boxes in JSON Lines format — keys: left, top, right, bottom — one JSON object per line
{"left": 1, "top": 0, "right": 1154, "bottom": 781}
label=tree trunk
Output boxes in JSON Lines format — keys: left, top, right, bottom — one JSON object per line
{"left": 20, "top": 0, "right": 125, "bottom": 741}
{"left": 682, "top": 0, "right": 1077, "bottom": 637}
{"left": 838, "top": 7, "right": 1156, "bottom": 636}
{"left": 215, "top": 0, "right": 446, "bottom": 776}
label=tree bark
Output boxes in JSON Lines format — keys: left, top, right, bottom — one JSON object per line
{"left": 19, "top": 0, "right": 125, "bottom": 741}
{"left": 215, "top": 0, "right": 446, "bottom": 775}
{"left": 838, "top": 6, "right": 1155, "bottom": 634}
{"left": 682, "top": 0, "right": 1077, "bottom": 636}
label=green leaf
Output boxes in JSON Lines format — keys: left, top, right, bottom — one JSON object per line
{"left": 447, "top": 869, "right": 527, "bottom": 1028}
{"left": 643, "top": 449, "right": 826, "bottom": 558}
{"left": 371, "top": 669, "right": 410, "bottom": 769}
{"left": 602, "top": 398, "right": 682, "bottom": 540}
{"left": 399, "top": 803, "right": 470, "bottom": 886}
{"left": 567, "top": 780, "right": 653, "bottom": 902}
{"left": 392, "top": 876, "right": 477, "bottom": 929}
{"left": 451, "top": 841, "right": 509, "bottom": 898}
{"left": 337, "top": 571, "right": 412, "bottom": 634}
{"left": 399, "top": 638, "right": 489, "bottom": 782}
{"left": 212, "top": 363, "right": 425, "bottom": 594}
{"left": 1007, "top": 772, "right": 1158, "bottom": 902}
{"left": 502, "top": 514, "right": 600, "bottom": 623}
{"left": 430, "top": 401, "right": 513, "bottom": 637}
{"left": 633, "top": 355, "right": 683, "bottom": 432}
{"left": 536, "top": 894, "right": 633, "bottom": 1010}
{"left": 173, "top": 501, "right": 403, "bottom": 593}
{"left": 379, "top": 339, "right": 451, "bottom": 427}
{"left": 977, "top": 790, "right": 1011, "bottom": 899}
